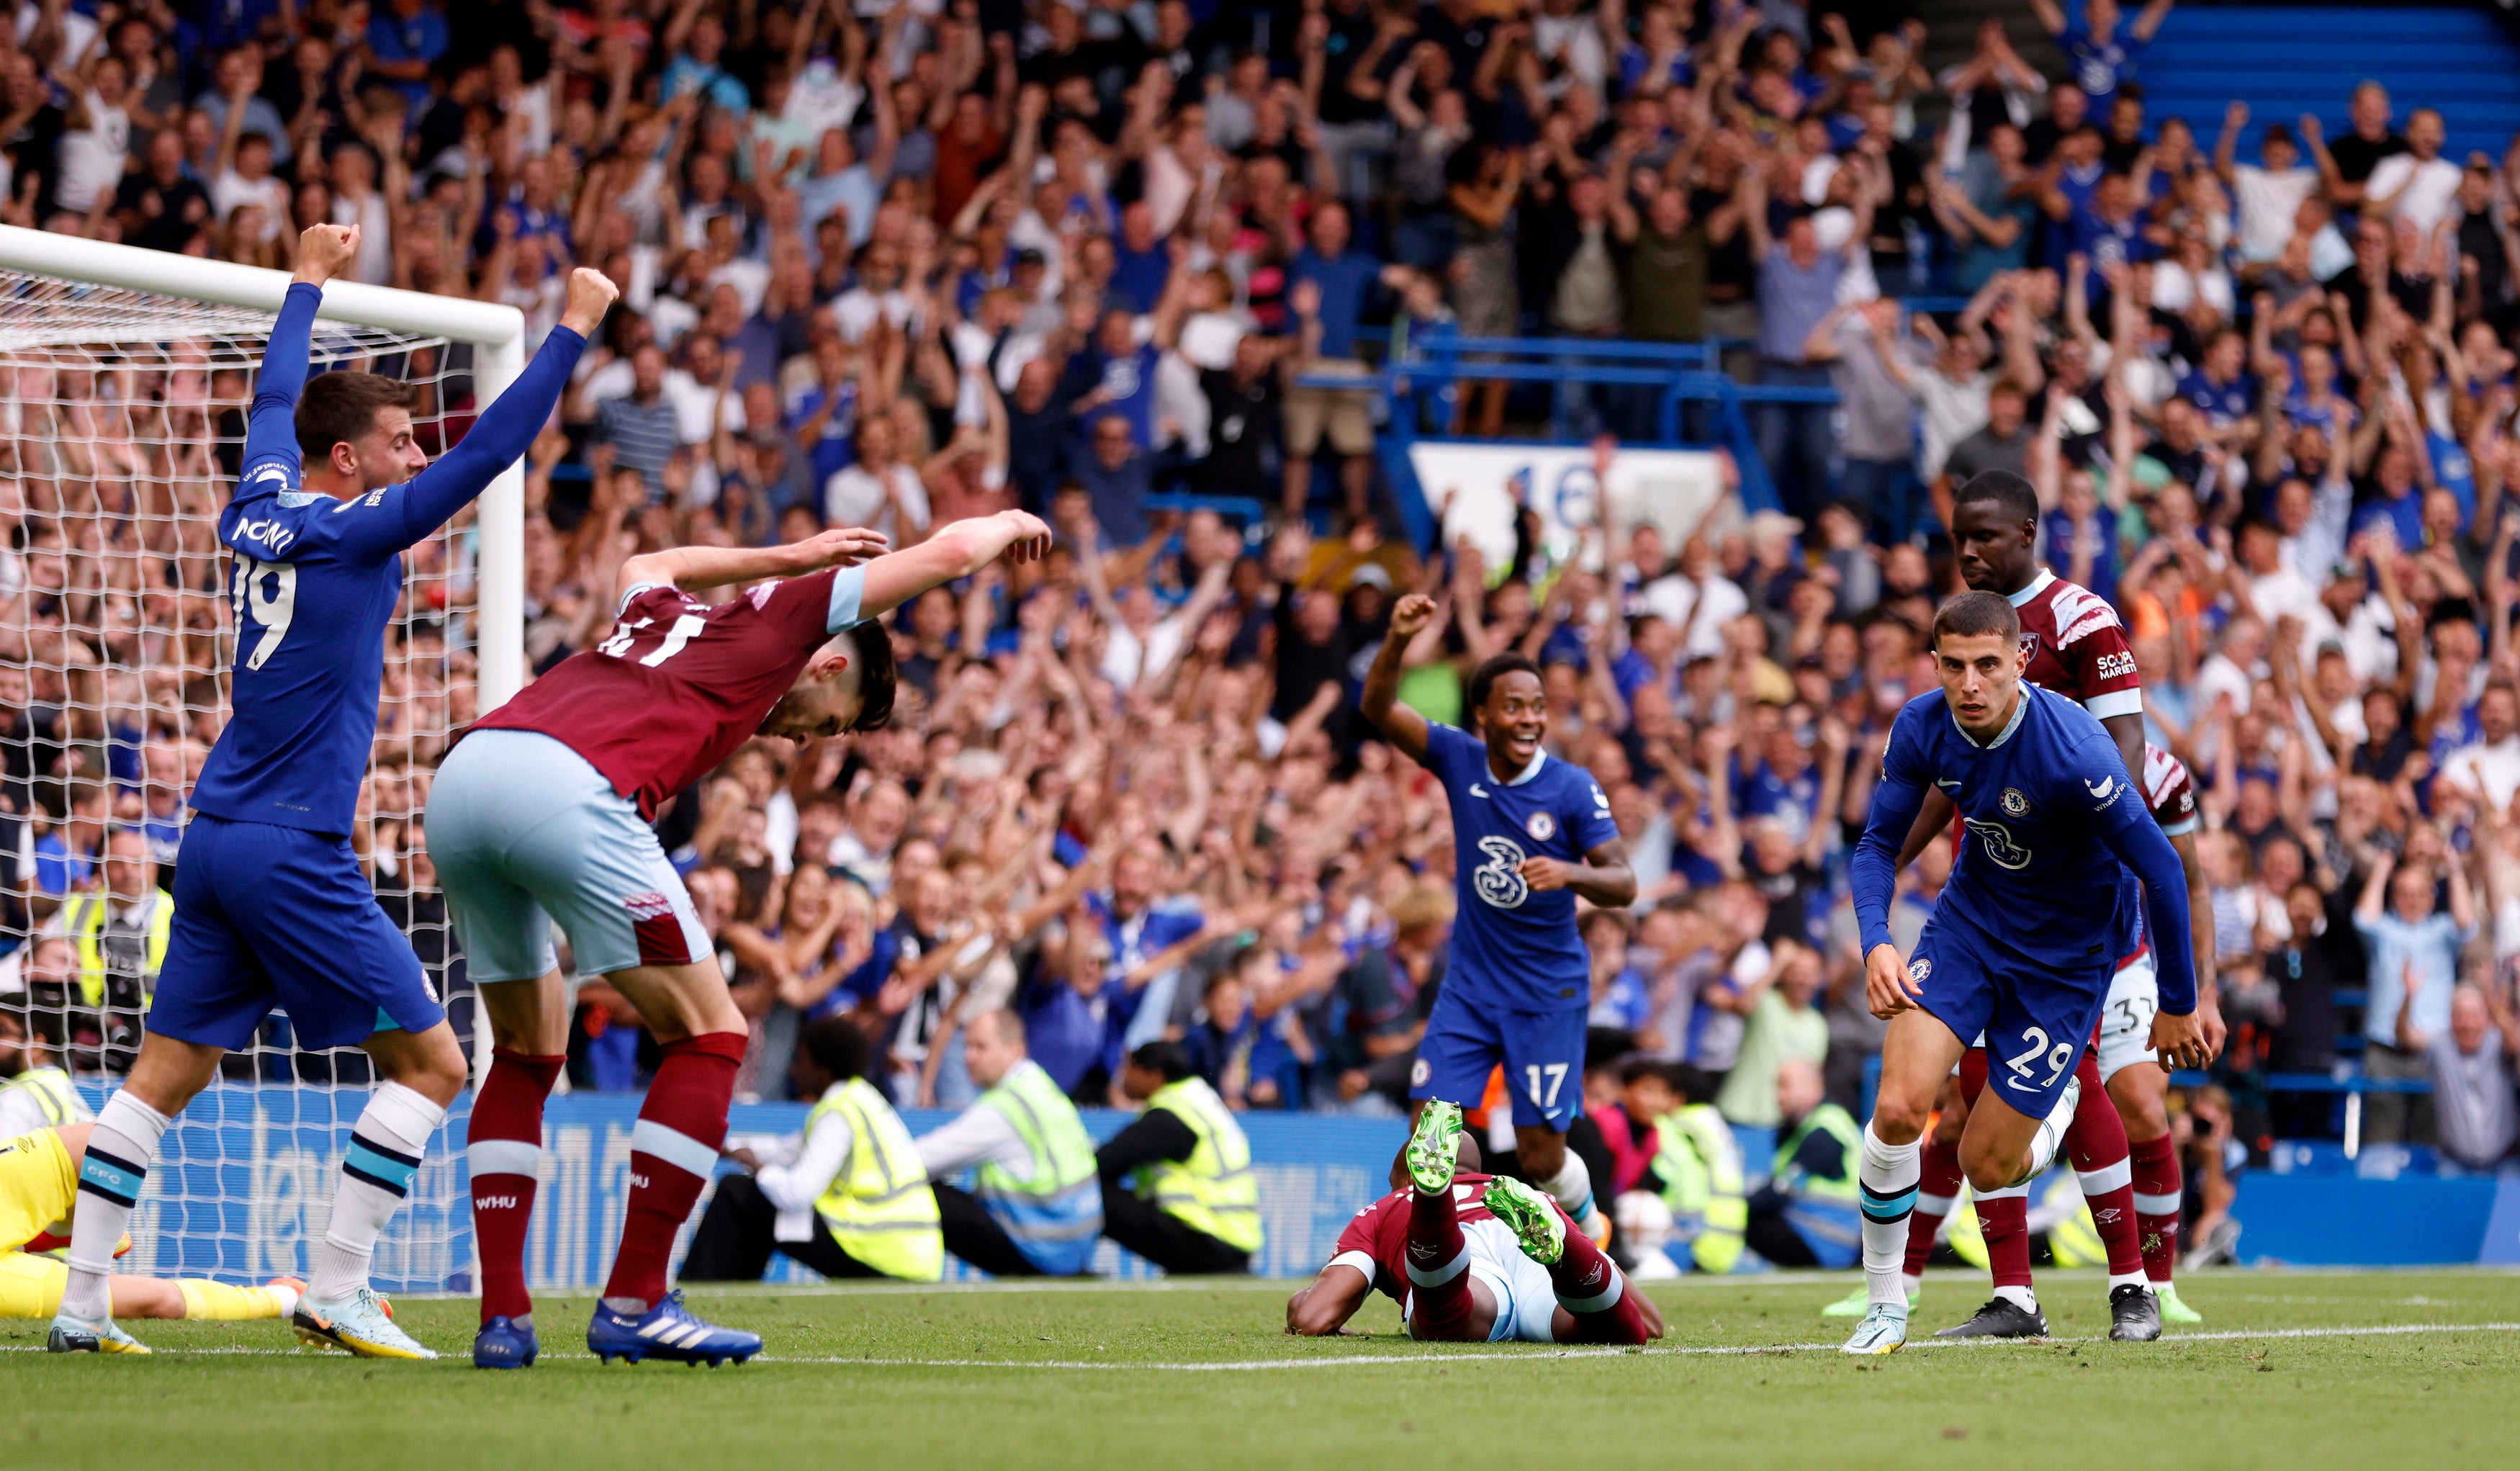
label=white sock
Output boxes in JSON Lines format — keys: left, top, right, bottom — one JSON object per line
{"left": 307, "top": 1082, "right": 446, "bottom": 1302}
{"left": 2109, "top": 1270, "right": 2150, "bottom": 1292}
{"left": 1994, "top": 1283, "right": 2038, "bottom": 1315}
{"left": 1858, "top": 1122, "right": 1922, "bottom": 1307}
{"left": 60, "top": 1091, "right": 172, "bottom": 1321}
{"left": 1537, "top": 1152, "right": 1595, "bottom": 1223}
{"left": 1901, "top": 1272, "right": 1922, "bottom": 1299}
{"left": 2012, "top": 1075, "right": 2082, "bottom": 1187}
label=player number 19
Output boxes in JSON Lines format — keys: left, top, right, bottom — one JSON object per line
{"left": 1524, "top": 1063, "right": 1567, "bottom": 1110}
{"left": 2003, "top": 1027, "right": 2077, "bottom": 1089}
{"left": 230, "top": 555, "right": 297, "bottom": 671}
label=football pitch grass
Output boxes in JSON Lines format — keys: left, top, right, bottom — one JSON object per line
{"left": 5, "top": 1269, "right": 2519, "bottom": 1470}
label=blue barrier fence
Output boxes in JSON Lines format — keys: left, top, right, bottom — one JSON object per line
{"left": 84, "top": 1082, "right": 2520, "bottom": 1290}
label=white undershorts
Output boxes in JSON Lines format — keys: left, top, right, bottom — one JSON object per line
{"left": 1403, "top": 1218, "right": 1561, "bottom": 1344}
{"left": 2094, "top": 953, "right": 2160, "bottom": 1084}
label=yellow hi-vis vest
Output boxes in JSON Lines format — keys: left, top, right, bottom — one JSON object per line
{"left": 61, "top": 891, "right": 171, "bottom": 1010}
{"left": 973, "top": 1059, "right": 1104, "bottom": 1274}
{"left": 1140, "top": 1077, "right": 1262, "bottom": 1254}
{"left": 0, "top": 1066, "right": 84, "bottom": 1126}
{"left": 1653, "top": 1102, "right": 1746, "bottom": 1273}
{"left": 808, "top": 1078, "right": 943, "bottom": 1281}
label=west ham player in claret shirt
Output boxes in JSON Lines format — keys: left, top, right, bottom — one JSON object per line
{"left": 425, "top": 508, "right": 1050, "bottom": 1369}
{"left": 1284, "top": 1102, "right": 1662, "bottom": 1346}
{"left": 1360, "top": 593, "right": 1636, "bottom": 1237}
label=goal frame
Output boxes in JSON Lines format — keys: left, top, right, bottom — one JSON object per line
{"left": 0, "top": 223, "right": 533, "bottom": 711}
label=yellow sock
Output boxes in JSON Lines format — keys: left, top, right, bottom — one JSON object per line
{"left": 177, "top": 1279, "right": 285, "bottom": 1321}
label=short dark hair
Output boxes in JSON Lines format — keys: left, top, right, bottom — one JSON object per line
{"left": 798, "top": 1016, "right": 873, "bottom": 1082}
{"left": 1932, "top": 590, "right": 2022, "bottom": 649}
{"left": 295, "top": 371, "right": 418, "bottom": 461}
{"left": 843, "top": 623, "right": 898, "bottom": 732}
{"left": 1951, "top": 469, "right": 2038, "bottom": 526}
{"left": 1467, "top": 651, "right": 1542, "bottom": 716}
{"left": 1129, "top": 1040, "right": 1197, "bottom": 1083}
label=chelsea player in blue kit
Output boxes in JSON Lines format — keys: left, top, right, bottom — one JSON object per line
{"left": 1362, "top": 592, "right": 1635, "bottom": 1236}
{"left": 49, "top": 225, "right": 618, "bottom": 1358}
{"left": 1837, "top": 592, "right": 2215, "bottom": 1355}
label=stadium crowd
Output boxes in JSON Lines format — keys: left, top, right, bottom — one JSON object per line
{"left": 0, "top": 0, "right": 2515, "bottom": 1225}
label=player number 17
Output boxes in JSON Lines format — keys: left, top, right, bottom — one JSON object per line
{"left": 2003, "top": 1027, "right": 2077, "bottom": 1090}
{"left": 1524, "top": 1063, "right": 1567, "bottom": 1110}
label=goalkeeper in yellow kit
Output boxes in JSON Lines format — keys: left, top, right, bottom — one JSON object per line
{"left": 0, "top": 1124, "right": 299, "bottom": 1343}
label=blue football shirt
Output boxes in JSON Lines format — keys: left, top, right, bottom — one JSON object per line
{"left": 189, "top": 282, "right": 586, "bottom": 836}
{"left": 1850, "top": 683, "right": 2199, "bottom": 1012}
{"left": 1421, "top": 724, "right": 1621, "bottom": 1015}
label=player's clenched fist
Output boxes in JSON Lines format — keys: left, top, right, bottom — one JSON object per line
{"left": 1387, "top": 592, "right": 1436, "bottom": 639}
{"left": 560, "top": 267, "right": 623, "bottom": 336}
{"left": 292, "top": 223, "right": 361, "bottom": 286}
{"left": 1518, "top": 856, "right": 1572, "bottom": 891}
{"left": 1864, "top": 942, "right": 1919, "bottom": 1020}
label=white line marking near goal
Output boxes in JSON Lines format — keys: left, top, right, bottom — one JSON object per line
{"left": 5, "top": 1320, "right": 2516, "bottom": 1367}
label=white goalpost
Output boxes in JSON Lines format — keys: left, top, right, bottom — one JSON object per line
{"left": 0, "top": 224, "right": 531, "bottom": 1292}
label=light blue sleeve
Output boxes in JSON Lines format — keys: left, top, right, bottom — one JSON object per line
{"left": 827, "top": 564, "right": 868, "bottom": 632}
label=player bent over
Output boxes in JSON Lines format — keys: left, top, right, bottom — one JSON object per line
{"left": 1286, "top": 1102, "right": 1664, "bottom": 1346}
{"left": 1838, "top": 593, "right": 2211, "bottom": 1355}
{"left": 49, "top": 225, "right": 615, "bottom": 1357}
{"left": 426, "top": 509, "right": 1050, "bottom": 1368}
{"left": 1, "top": 1125, "right": 302, "bottom": 1333}
{"left": 1360, "top": 594, "right": 1635, "bottom": 1234}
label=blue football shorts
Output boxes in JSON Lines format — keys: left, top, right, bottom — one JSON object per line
{"left": 150, "top": 815, "right": 441, "bottom": 1052}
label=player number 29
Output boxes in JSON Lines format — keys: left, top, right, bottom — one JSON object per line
{"left": 2003, "top": 1027, "right": 2076, "bottom": 1089}
{"left": 1524, "top": 1063, "right": 1567, "bottom": 1109}
{"left": 230, "top": 555, "right": 297, "bottom": 671}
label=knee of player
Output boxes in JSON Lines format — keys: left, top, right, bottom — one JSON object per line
{"left": 1866, "top": 1093, "right": 1933, "bottom": 1145}
{"left": 1956, "top": 1144, "right": 2017, "bottom": 1195}
{"left": 394, "top": 1033, "right": 472, "bottom": 1105}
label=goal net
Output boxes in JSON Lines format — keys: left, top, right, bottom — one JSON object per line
{"left": 0, "top": 232, "right": 526, "bottom": 1292}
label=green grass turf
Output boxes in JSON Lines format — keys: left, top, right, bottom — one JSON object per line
{"left": 4, "top": 1270, "right": 2519, "bottom": 1470}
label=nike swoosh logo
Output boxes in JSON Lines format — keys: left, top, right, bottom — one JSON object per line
{"left": 2004, "top": 1076, "right": 2035, "bottom": 1092}
{"left": 1469, "top": 783, "right": 1490, "bottom": 799}
{"left": 1936, "top": 779, "right": 1962, "bottom": 790}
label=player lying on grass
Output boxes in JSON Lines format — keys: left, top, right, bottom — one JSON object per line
{"left": 1839, "top": 591, "right": 2211, "bottom": 1356}
{"left": 1285, "top": 1101, "right": 1664, "bottom": 1346}
{"left": 2, "top": 1125, "right": 300, "bottom": 1332}
{"left": 1360, "top": 593, "right": 1635, "bottom": 1238}
{"left": 427, "top": 508, "right": 1050, "bottom": 1369}
{"left": 50, "top": 223, "right": 616, "bottom": 1359}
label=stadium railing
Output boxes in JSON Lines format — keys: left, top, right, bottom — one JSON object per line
{"left": 1295, "top": 325, "right": 1831, "bottom": 546}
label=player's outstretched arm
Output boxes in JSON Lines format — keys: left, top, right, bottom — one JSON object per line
{"left": 241, "top": 224, "right": 361, "bottom": 474}
{"left": 366, "top": 269, "right": 618, "bottom": 554}
{"left": 618, "top": 526, "right": 892, "bottom": 599}
{"left": 2094, "top": 775, "right": 2212, "bottom": 1069}
{"left": 856, "top": 510, "right": 1053, "bottom": 620}
{"left": 2170, "top": 827, "right": 2228, "bottom": 1056}
{"left": 1850, "top": 714, "right": 1932, "bottom": 1017}
{"left": 1285, "top": 1264, "right": 1371, "bottom": 1336}
{"left": 1359, "top": 592, "right": 1436, "bottom": 764}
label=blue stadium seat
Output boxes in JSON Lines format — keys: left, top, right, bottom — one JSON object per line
{"left": 2135, "top": 6, "right": 2520, "bottom": 164}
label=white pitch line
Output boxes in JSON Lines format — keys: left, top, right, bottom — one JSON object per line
{"left": 6, "top": 1320, "right": 2516, "bottom": 1368}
